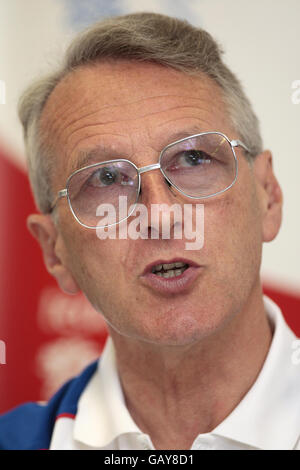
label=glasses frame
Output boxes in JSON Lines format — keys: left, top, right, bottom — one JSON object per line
{"left": 50, "top": 131, "right": 250, "bottom": 229}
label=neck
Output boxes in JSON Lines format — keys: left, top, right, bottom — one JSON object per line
{"left": 108, "top": 284, "right": 273, "bottom": 450}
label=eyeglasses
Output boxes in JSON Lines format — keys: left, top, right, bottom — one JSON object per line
{"left": 50, "top": 131, "right": 250, "bottom": 228}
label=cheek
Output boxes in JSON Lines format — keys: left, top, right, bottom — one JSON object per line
{"left": 61, "top": 229, "right": 133, "bottom": 306}
{"left": 203, "top": 178, "right": 263, "bottom": 287}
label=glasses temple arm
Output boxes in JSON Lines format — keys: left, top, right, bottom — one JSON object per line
{"left": 49, "top": 189, "right": 67, "bottom": 213}
{"left": 231, "top": 139, "right": 251, "bottom": 154}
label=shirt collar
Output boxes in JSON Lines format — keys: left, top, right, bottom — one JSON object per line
{"left": 73, "top": 336, "right": 143, "bottom": 448}
{"left": 73, "top": 295, "right": 300, "bottom": 450}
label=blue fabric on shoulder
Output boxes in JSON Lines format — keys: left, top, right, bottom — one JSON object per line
{"left": 0, "top": 360, "right": 98, "bottom": 450}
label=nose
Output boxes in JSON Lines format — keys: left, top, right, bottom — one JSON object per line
{"left": 139, "top": 172, "right": 172, "bottom": 197}
{"left": 139, "top": 166, "right": 177, "bottom": 204}
{"left": 136, "top": 167, "right": 183, "bottom": 240}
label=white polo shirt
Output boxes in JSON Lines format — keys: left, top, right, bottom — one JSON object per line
{"left": 50, "top": 296, "right": 300, "bottom": 450}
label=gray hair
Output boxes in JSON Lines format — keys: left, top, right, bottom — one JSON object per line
{"left": 18, "top": 12, "right": 263, "bottom": 214}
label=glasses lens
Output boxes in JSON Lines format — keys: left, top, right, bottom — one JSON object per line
{"left": 67, "top": 161, "right": 139, "bottom": 227}
{"left": 160, "top": 133, "right": 237, "bottom": 198}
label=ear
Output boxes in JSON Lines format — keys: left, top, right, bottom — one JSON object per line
{"left": 253, "top": 150, "right": 283, "bottom": 242}
{"left": 27, "top": 213, "right": 80, "bottom": 295}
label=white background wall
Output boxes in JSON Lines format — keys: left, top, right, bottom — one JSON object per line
{"left": 0, "top": 0, "right": 299, "bottom": 293}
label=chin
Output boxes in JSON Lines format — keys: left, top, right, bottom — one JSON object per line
{"left": 131, "top": 310, "right": 226, "bottom": 348}
{"left": 106, "top": 297, "right": 235, "bottom": 347}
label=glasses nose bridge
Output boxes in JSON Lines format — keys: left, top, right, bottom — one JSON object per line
{"left": 137, "top": 162, "right": 173, "bottom": 200}
{"left": 138, "top": 162, "right": 161, "bottom": 176}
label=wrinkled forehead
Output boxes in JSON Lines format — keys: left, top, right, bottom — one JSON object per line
{"left": 42, "top": 60, "right": 224, "bottom": 107}
{"left": 39, "top": 61, "right": 230, "bottom": 183}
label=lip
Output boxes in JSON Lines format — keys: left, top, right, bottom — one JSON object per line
{"left": 140, "top": 258, "right": 202, "bottom": 295}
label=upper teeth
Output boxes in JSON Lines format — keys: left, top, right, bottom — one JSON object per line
{"left": 152, "top": 262, "right": 187, "bottom": 273}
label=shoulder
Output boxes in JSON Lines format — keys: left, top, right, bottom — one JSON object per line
{"left": 0, "top": 360, "right": 98, "bottom": 450}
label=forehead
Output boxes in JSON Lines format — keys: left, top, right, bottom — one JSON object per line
{"left": 43, "top": 60, "right": 225, "bottom": 107}
{"left": 40, "top": 61, "right": 230, "bottom": 181}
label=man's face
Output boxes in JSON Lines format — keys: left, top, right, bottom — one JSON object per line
{"left": 39, "top": 61, "right": 278, "bottom": 346}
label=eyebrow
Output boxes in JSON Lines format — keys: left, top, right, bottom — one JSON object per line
{"left": 70, "top": 126, "right": 206, "bottom": 173}
{"left": 70, "top": 144, "right": 122, "bottom": 174}
{"left": 165, "top": 126, "right": 206, "bottom": 143}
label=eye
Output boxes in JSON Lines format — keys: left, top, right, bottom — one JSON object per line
{"left": 88, "top": 166, "right": 119, "bottom": 187}
{"left": 180, "top": 150, "right": 212, "bottom": 167}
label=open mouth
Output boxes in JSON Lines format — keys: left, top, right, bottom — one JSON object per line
{"left": 141, "top": 258, "right": 201, "bottom": 294}
{"left": 151, "top": 262, "right": 189, "bottom": 278}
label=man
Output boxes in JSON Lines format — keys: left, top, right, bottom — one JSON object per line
{"left": 0, "top": 12, "right": 299, "bottom": 450}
